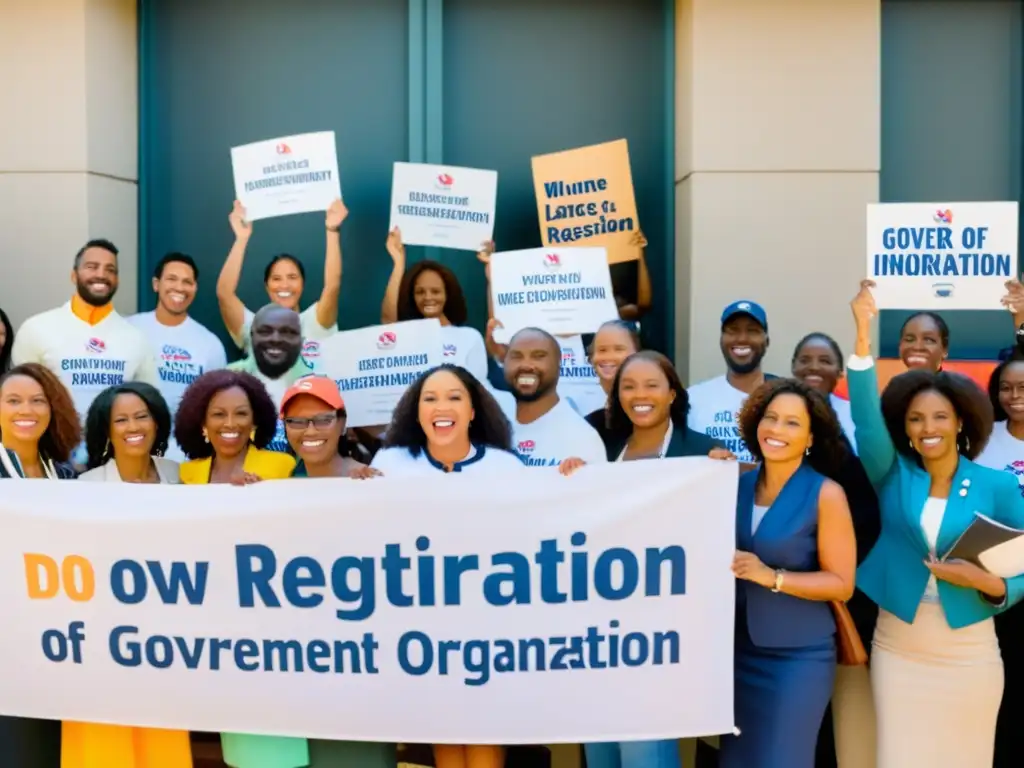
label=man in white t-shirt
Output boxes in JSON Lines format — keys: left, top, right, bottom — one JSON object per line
{"left": 227, "top": 305, "right": 315, "bottom": 453}
{"left": 503, "top": 327, "right": 607, "bottom": 467}
{"left": 686, "top": 300, "right": 773, "bottom": 464}
{"left": 128, "top": 253, "right": 227, "bottom": 461}
{"left": 12, "top": 239, "right": 158, "bottom": 465}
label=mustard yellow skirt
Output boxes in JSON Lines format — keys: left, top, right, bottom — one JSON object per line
{"left": 62, "top": 722, "right": 191, "bottom": 768}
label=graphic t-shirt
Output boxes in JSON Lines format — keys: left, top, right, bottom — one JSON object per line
{"left": 976, "top": 420, "right": 1024, "bottom": 496}
{"left": 227, "top": 355, "right": 318, "bottom": 454}
{"left": 441, "top": 325, "right": 489, "bottom": 383}
{"left": 512, "top": 398, "right": 608, "bottom": 467}
{"left": 686, "top": 374, "right": 755, "bottom": 463}
{"left": 12, "top": 302, "right": 158, "bottom": 421}
{"left": 555, "top": 334, "right": 606, "bottom": 415}
{"left": 127, "top": 312, "right": 227, "bottom": 415}
{"left": 232, "top": 303, "right": 336, "bottom": 366}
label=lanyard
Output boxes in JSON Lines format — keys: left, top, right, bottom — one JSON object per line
{"left": 616, "top": 424, "right": 673, "bottom": 462}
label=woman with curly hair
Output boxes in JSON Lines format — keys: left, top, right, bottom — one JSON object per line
{"left": 380, "top": 229, "right": 488, "bottom": 383}
{"left": 175, "top": 368, "right": 301, "bottom": 768}
{"left": 79, "top": 382, "right": 178, "bottom": 483}
{"left": 354, "top": 364, "right": 520, "bottom": 768}
{"left": 849, "top": 280, "right": 1024, "bottom": 767}
{"left": 714, "top": 378, "right": 856, "bottom": 768}
{"left": 0, "top": 362, "right": 79, "bottom": 480}
{"left": 0, "top": 363, "right": 80, "bottom": 767}
{"left": 175, "top": 369, "right": 295, "bottom": 486}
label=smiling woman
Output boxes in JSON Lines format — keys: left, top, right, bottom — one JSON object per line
{"left": 79, "top": 382, "right": 178, "bottom": 483}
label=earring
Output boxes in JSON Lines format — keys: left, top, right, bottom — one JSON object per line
{"left": 805, "top": 446, "right": 811, "bottom": 456}
{"left": 202, "top": 428, "right": 209, "bottom": 444}
{"left": 103, "top": 439, "right": 111, "bottom": 458}
{"left": 909, "top": 438, "right": 914, "bottom": 450}
{"left": 250, "top": 429, "right": 256, "bottom": 442}
{"left": 964, "top": 435, "right": 971, "bottom": 453}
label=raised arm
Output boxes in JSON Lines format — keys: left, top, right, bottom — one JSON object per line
{"left": 846, "top": 279, "right": 896, "bottom": 486}
{"left": 217, "top": 201, "right": 253, "bottom": 348}
{"left": 316, "top": 199, "right": 346, "bottom": 331}
{"left": 478, "top": 242, "right": 508, "bottom": 364}
{"left": 618, "top": 230, "right": 651, "bottom": 321}
{"left": 380, "top": 227, "right": 405, "bottom": 324}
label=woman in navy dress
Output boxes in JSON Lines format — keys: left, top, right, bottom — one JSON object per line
{"left": 717, "top": 378, "right": 856, "bottom": 768}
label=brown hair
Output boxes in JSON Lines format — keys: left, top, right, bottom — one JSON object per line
{"left": 0, "top": 363, "right": 82, "bottom": 463}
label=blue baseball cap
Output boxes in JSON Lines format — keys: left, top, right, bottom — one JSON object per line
{"left": 721, "top": 300, "right": 768, "bottom": 331}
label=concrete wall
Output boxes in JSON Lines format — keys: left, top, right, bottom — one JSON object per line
{"left": 0, "top": 0, "right": 138, "bottom": 330}
{"left": 675, "top": 0, "right": 881, "bottom": 383}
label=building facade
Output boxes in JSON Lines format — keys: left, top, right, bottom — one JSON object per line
{"left": 1, "top": 0, "right": 1020, "bottom": 384}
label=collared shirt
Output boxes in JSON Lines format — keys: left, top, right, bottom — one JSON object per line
{"left": 70, "top": 295, "right": 114, "bottom": 326}
{"left": 370, "top": 444, "right": 525, "bottom": 475}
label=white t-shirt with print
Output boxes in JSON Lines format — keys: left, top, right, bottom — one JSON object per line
{"left": 555, "top": 334, "right": 606, "bottom": 415}
{"left": 12, "top": 303, "right": 158, "bottom": 422}
{"left": 511, "top": 397, "right": 608, "bottom": 467}
{"left": 976, "top": 420, "right": 1024, "bottom": 494}
{"left": 127, "top": 312, "right": 227, "bottom": 416}
{"left": 686, "top": 374, "right": 754, "bottom": 463}
{"left": 441, "top": 325, "right": 488, "bottom": 383}
{"left": 232, "top": 303, "right": 336, "bottom": 365}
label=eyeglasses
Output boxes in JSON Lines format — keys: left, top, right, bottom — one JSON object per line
{"left": 283, "top": 413, "right": 338, "bottom": 430}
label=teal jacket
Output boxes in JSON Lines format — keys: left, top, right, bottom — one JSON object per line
{"left": 849, "top": 361, "right": 1024, "bottom": 628}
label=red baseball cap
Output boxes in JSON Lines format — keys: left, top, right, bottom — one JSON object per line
{"left": 280, "top": 375, "right": 344, "bottom": 415}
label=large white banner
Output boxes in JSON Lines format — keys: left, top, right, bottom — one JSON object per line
{"left": 231, "top": 131, "right": 342, "bottom": 221}
{"left": 389, "top": 162, "right": 498, "bottom": 251}
{"left": 490, "top": 247, "right": 619, "bottom": 343}
{"left": 318, "top": 318, "right": 443, "bottom": 428}
{"left": 866, "top": 201, "right": 1019, "bottom": 310}
{"left": 0, "top": 459, "right": 737, "bottom": 744}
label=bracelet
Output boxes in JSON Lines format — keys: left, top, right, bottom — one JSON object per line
{"left": 771, "top": 569, "right": 785, "bottom": 593}
{"left": 326, "top": 225, "right": 340, "bottom": 233}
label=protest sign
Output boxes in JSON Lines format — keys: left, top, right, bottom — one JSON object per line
{"left": 867, "top": 202, "right": 1019, "bottom": 310}
{"left": 319, "top": 319, "right": 442, "bottom": 428}
{"left": 389, "top": 163, "right": 498, "bottom": 251}
{"left": 231, "top": 131, "right": 341, "bottom": 221}
{"left": 0, "top": 458, "right": 736, "bottom": 744}
{"left": 489, "top": 247, "right": 619, "bottom": 343}
{"left": 532, "top": 139, "right": 640, "bottom": 264}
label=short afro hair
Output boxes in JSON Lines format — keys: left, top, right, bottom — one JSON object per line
{"left": 738, "top": 378, "right": 847, "bottom": 478}
{"left": 881, "top": 369, "right": 993, "bottom": 460}
{"left": 173, "top": 370, "right": 279, "bottom": 459}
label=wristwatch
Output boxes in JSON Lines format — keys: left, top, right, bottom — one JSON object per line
{"left": 771, "top": 569, "right": 785, "bottom": 593}
{"left": 326, "top": 225, "right": 340, "bottom": 233}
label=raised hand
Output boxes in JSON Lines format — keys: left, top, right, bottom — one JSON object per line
{"left": 326, "top": 199, "right": 348, "bottom": 230}
{"left": 229, "top": 200, "right": 251, "bottom": 240}
{"left": 386, "top": 227, "right": 405, "bottom": 263}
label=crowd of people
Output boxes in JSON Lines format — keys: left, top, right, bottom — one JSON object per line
{"left": 2, "top": 199, "right": 1024, "bottom": 768}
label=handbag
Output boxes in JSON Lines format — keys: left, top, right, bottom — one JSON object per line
{"left": 830, "top": 599, "right": 868, "bottom": 666}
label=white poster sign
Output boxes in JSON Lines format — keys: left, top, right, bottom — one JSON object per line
{"left": 866, "top": 202, "right": 1019, "bottom": 310}
{"left": 389, "top": 163, "right": 498, "bottom": 251}
{"left": 0, "top": 459, "right": 737, "bottom": 744}
{"left": 490, "top": 247, "right": 619, "bottom": 343}
{"left": 319, "top": 319, "right": 442, "bottom": 428}
{"left": 231, "top": 131, "right": 341, "bottom": 221}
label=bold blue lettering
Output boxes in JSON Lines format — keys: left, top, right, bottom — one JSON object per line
{"left": 645, "top": 546, "right": 686, "bottom": 595}
{"left": 235, "top": 544, "right": 280, "bottom": 608}
{"left": 397, "top": 631, "right": 433, "bottom": 675}
{"left": 234, "top": 639, "right": 260, "bottom": 671}
{"left": 145, "top": 560, "right": 208, "bottom": 605}
{"left": 145, "top": 636, "right": 174, "bottom": 669}
{"left": 109, "top": 625, "right": 142, "bottom": 667}
{"left": 442, "top": 555, "right": 479, "bottom": 606}
{"left": 535, "top": 538, "right": 566, "bottom": 604}
{"left": 594, "top": 548, "right": 640, "bottom": 600}
{"left": 110, "top": 559, "right": 148, "bottom": 604}
{"left": 282, "top": 556, "right": 325, "bottom": 608}
{"left": 382, "top": 543, "right": 413, "bottom": 607}
{"left": 483, "top": 552, "right": 530, "bottom": 606}
{"left": 330, "top": 556, "right": 375, "bottom": 621}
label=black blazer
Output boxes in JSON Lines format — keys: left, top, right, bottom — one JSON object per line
{"left": 601, "top": 422, "right": 724, "bottom": 462}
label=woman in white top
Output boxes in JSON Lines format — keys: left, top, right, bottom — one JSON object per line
{"left": 354, "top": 363, "right": 520, "bottom": 768}
{"left": 217, "top": 200, "right": 345, "bottom": 356}
{"left": 979, "top": 355, "right": 1024, "bottom": 768}
{"left": 380, "top": 229, "right": 489, "bottom": 383}
{"left": 79, "top": 382, "right": 179, "bottom": 483}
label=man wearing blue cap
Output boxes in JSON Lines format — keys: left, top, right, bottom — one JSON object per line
{"left": 686, "top": 300, "right": 771, "bottom": 463}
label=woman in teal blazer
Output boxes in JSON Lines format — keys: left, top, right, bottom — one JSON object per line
{"left": 848, "top": 281, "right": 1024, "bottom": 768}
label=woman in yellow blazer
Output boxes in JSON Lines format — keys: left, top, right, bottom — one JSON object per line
{"left": 174, "top": 370, "right": 298, "bottom": 768}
